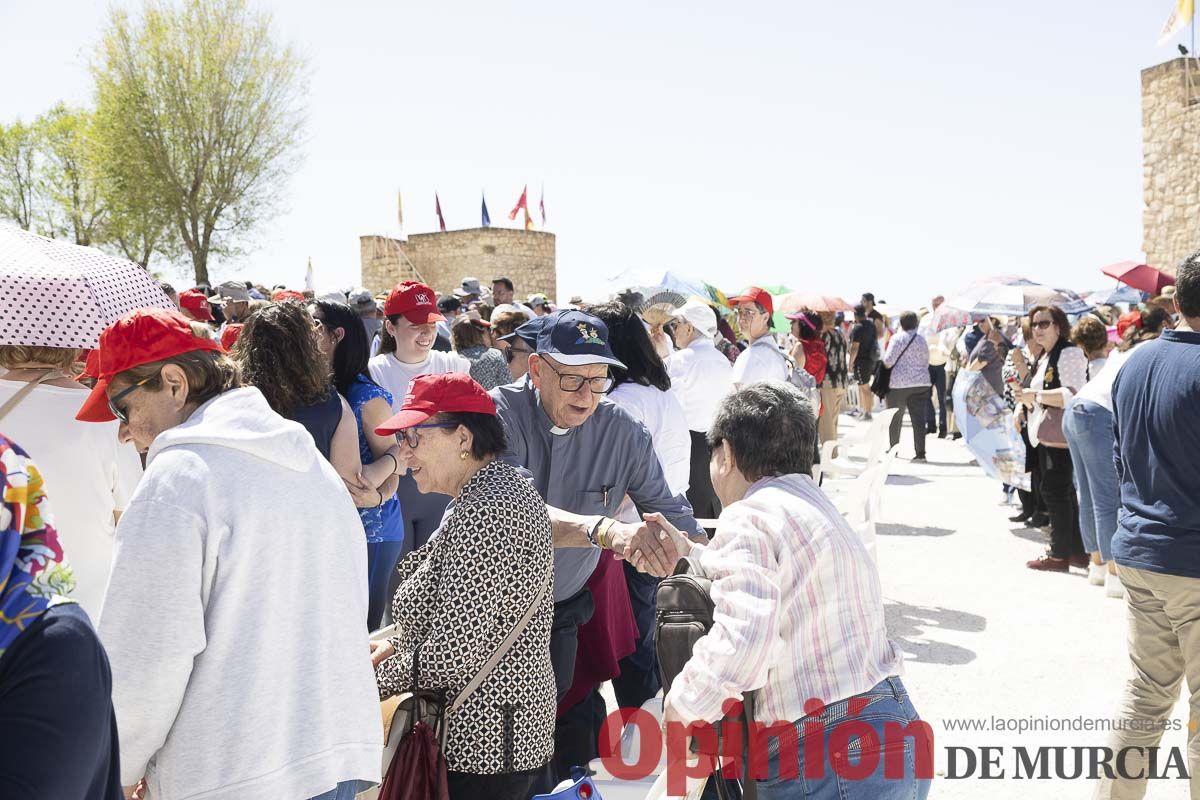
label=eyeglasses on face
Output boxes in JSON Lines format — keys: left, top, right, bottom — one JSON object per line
{"left": 1031, "top": 319, "right": 1054, "bottom": 330}
{"left": 504, "top": 346, "right": 533, "bottom": 365}
{"left": 539, "top": 357, "right": 613, "bottom": 394}
{"left": 398, "top": 422, "right": 457, "bottom": 449}
{"left": 107, "top": 375, "right": 155, "bottom": 423}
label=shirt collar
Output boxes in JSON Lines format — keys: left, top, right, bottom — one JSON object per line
{"left": 1163, "top": 328, "right": 1200, "bottom": 345}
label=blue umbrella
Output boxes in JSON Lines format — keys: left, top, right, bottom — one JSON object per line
{"left": 951, "top": 371, "right": 1031, "bottom": 491}
{"left": 1083, "top": 285, "right": 1144, "bottom": 306}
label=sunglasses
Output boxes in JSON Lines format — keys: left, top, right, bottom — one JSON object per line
{"left": 107, "top": 375, "right": 154, "bottom": 423}
{"left": 398, "top": 422, "right": 457, "bottom": 449}
{"left": 504, "top": 346, "right": 533, "bottom": 364}
{"left": 1031, "top": 320, "right": 1055, "bottom": 330}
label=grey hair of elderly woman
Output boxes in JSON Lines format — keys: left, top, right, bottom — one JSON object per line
{"left": 707, "top": 382, "right": 817, "bottom": 480}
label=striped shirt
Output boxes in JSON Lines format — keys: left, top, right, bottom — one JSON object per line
{"left": 667, "top": 473, "right": 903, "bottom": 725}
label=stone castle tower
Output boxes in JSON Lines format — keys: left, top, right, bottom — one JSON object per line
{"left": 1142, "top": 57, "right": 1200, "bottom": 274}
{"left": 360, "top": 228, "right": 556, "bottom": 300}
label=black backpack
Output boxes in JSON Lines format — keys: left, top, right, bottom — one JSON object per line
{"left": 656, "top": 557, "right": 758, "bottom": 800}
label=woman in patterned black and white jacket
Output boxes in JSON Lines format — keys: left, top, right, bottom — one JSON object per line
{"left": 370, "top": 373, "right": 555, "bottom": 800}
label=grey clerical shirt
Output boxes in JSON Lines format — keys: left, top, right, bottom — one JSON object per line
{"left": 489, "top": 378, "right": 703, "bottom": 602}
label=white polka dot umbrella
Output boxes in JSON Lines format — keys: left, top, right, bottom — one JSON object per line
{"left": 0, "top": 224, "right": 176, "bottom": 349}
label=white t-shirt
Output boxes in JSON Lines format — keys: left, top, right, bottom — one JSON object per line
{"left": 0, "top": 379, "right": 143, "bottom": 618}
{"left": 368, "top": 349, "right": 472, "bottom": 411}
{"left": 607, "top": 383, "right": 692, "bottom": 524}
{"left": 667, "top": 338, "right": 734, "bottom": 433}
{"left": 1074, "top": 348, "right": 1135, "bottom": 413}
{"left": 732, "top": 335, "right": 788, "bottom": 388}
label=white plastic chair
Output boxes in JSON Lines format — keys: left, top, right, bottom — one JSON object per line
{"left": 817, "top": 407, "right": 898, "bottom": 481}
{"left": 839, "top": 458, "right": 891, "bottom": 564}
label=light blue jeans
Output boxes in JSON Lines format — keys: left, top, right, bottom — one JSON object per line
{"left": 309, "top": 780, "right": 373, "bottom": 800}
{"left": 1063, "top": 397, "right": 1119, "bottom": 561}
{"left": 754, "top": 677, "right": 933, "bottom": 799}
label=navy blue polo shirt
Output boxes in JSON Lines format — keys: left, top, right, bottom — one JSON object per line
{"left": 1110, "top": 329, "right": 1200, "bottom": 578}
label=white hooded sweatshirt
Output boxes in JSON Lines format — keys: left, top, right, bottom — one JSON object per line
{"left": 98, "top": 388, "right": 382, "bottom": 800}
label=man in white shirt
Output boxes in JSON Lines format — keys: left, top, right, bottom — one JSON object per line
{"left": 667, "top": 300, "right": 734, "bottom": 518}
{"left": 729, "top": 286, "right": 788, "bottom": 388}
{"left": 922, "top": 295, "right": 949, "bottom": 438}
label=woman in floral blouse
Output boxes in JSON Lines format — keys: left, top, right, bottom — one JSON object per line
{"left": 370, "top": 373, "right": 555, "bottom": 800}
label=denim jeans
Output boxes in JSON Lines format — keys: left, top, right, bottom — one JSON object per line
{"left": 754, "top": 677, "right": 933, "bottom": 799}
{"left": 1063, "top": 397, "right": 1119, "bottom": 561}
{"left": 308, "top": 779, "right": 372, "bottom": 800}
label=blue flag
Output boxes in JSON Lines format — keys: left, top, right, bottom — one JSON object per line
{"left": 481, "top": 194, "right": 491, "bottom": 228}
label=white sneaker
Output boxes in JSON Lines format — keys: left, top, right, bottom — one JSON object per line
{"left": 1088, "top": 563, "right": 1106, "bottom": 586}
{"left": 1106, "top": 572, "right": 1125, "bottom": 599}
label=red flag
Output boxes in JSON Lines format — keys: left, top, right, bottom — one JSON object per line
{"left": 539, "top": 184, "right": 546, "bottom": 225}
{"left": 508, "top": 185, "right": 528, "bottom": 221}
{"left": 435, "top": 193, "right": 446, "bottom": 232}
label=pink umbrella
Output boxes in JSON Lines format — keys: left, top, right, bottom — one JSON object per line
{"left": 0, "top": 224, "right": 175, "bottom": 349}
{"left": 1100, "top": 261, "right": 1175, "bottom": 296}
{"left": 775, "top": 291, "right": 854, "bottom": 313}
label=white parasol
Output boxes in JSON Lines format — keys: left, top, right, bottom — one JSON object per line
{"left": 0, "top": 224, "right": 175, "bottom": 349}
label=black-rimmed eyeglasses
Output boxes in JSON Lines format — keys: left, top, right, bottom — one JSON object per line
{"left": 539, "top": 358, "right": 613, "bottom": 394}
{"left": 107, "top": 376, "right": 154, "bottom": 423}
{"left": 504, "top": 346, "right": 533, "bottom": 365}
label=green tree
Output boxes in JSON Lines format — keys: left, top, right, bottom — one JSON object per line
{"left": 36, "top": 104, "right": 106, "bottom": 246}
{"left": 93, "top": 0, "right": 307, "bottom": 285}
{"left": 0, "top": 121, "right": 40, "bottom": 231}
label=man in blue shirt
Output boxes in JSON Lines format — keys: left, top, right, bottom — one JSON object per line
{"left": 1100, "top": 256, "right": 1200, "bottom": 798}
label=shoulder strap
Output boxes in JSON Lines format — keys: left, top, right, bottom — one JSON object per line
{"left": 0, "top": 370, "right": 62, "bottom": 424}
{"left": 450, "top": 568, "right": 552, "bottom": 713}
{"left": 891, "top": 332, "right": 917, "bottom": 365}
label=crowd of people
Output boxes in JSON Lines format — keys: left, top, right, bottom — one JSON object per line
{"left": 2, "top": 248, "right": 1198, "bottom": 800}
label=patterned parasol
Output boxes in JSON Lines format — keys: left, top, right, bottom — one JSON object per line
{"left": 0, "top": 225, "right": 175, "bottom": 349}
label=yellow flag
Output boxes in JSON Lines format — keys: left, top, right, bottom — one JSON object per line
{"left": 1159, "top": 0, "right": 1194, "bottom": 45}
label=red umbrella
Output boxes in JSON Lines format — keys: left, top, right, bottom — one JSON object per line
{"left": 775, "top": 291, "right": 854, "bottom": 313}
{"left": 1101, "top": 261, "right": 1176, "bottom": 295}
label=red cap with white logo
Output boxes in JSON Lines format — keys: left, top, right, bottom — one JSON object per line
{"left": 383, "top": 281, "right": 441, "bottom": 325}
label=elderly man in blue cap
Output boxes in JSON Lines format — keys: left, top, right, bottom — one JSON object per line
{"left": 488, "top": 309, "right": 705, "bottom": 786}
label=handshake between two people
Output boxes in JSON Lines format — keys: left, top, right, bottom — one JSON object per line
{"left": 607, "top": 512, "right": 702, "bottom": 578}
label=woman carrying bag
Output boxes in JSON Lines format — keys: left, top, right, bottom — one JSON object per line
{"left": 1018, "top": 305, "right": 1088, "bottom": 572}
{"left": 370, "top": 374, "right": 555, "bottom": 800}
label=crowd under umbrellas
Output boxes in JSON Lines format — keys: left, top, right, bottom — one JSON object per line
{"left": 0, "top": 220, "right": 1196, "bottom": 800}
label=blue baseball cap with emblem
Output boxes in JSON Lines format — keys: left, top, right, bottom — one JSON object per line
{"left": 535, "top": 310, "right": 627, "bottom": 369}
{"left": 498, "top": 315, "right": 548, "bottom": 349}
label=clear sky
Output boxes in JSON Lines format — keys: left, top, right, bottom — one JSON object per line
{"left": 0, "top": 0, "right": 1186, "bottom": 308}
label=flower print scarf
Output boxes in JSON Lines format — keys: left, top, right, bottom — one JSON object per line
{"left": 0, "top": 434, "right": 74, "bottom": 659}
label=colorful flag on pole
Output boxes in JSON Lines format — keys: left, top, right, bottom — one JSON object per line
{"left": 482, "top": 194, "right": 491, "bottom": 228}
{"left": 523, "top": 205, "right": 533, "bottom": 231}
{"left": 436, "top": 193, "right": 447, "bottom": 232}
{"left": 539, "top": 183, "right": 546, "bottom": 226}
{"left": 304, "top": 257, "right": 314, "bottom": 291}
{"left": 1159, "top": 0, "right": 1194, "bottom": 44}
{"left": 509, "top": 185, "right": 528, "bottom": 221}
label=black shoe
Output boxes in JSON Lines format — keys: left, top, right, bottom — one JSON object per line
{"left": 926, "top": 427, "right": 937, "bottom": 435}
{"left": 1029, "top": 514, "right": 1050, "bottom": 528}
{"left": 1009, "top": 511, "right": 1032, "bottom": 523}
{"left": 912, "top": 455, "right": 927, "bottom": 463}
{"left": 949, "top": 432, "right": 962, "bottom": 441}
{"left": 938, "top": 430, "right": 947, "bottom": 439}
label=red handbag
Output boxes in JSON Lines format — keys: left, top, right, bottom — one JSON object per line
{"left": 378, "top": 720, "right": 449, "bottom": 800}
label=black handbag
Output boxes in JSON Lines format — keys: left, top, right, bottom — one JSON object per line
{"left": 871, "top": 333, "right": 917, "bottom": 399}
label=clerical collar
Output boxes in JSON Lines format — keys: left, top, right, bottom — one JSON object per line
{"left": 550, "top": 425, "right": 571, "bottom": 436}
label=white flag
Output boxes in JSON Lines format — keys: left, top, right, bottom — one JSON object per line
{"left": 304, "top": 257, "right": 314, "bottom": 291}
{"left": 1159, "top": 0, "right": 1194, "bottom": 45}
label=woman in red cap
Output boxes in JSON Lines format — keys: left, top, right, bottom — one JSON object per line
{"left": 75, "top": 308, "right": 382, "bottom": 800}
{"left": 370, "top": 373, "right": 555, "bottom": 800}
{"left": 369, "top": 281, "right": 471, "bottom": 562}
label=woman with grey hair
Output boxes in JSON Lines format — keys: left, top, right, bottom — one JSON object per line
{"left": 882, "top": 310, "right": 932, "bottom": 462}
{"left": 653, "top": 382, "right": 930, "bottom": 798}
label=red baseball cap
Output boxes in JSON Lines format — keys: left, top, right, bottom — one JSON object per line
{"left": 383, "top": 281, "right": 441, "bottom": 325}
{"left": 178, "top": 288, "right": 215, "bottom": 321}
{"left": 76, "top": 349, "right": 101, "bottom": 382}
{"left": 76, "top": 308, "right": 224, "bottom": 423}
{"left": 220, "top": 323, "right": 244, "bottom": 352}
{"left": 1116, "top": 310, "right": 1143, "bottom": 339}
{"left": 728, "top": 286, "right": 774, "bottom": 317}
{"left": 272, "top": 289, "right": 306, "bottom": 302}
{"left": 375, "top": 373, "right": 496, "bottom": 435}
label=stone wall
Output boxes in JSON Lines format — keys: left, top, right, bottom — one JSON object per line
{"left": 360, "top": 228, "right": 556, "bottom": 300}
{"left": 1141, "top": 57, "right": 1200, "bottom": 275}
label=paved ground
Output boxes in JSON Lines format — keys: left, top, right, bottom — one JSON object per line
{"left": 588, "top": 414, "right": 1193, "bottom": 799}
